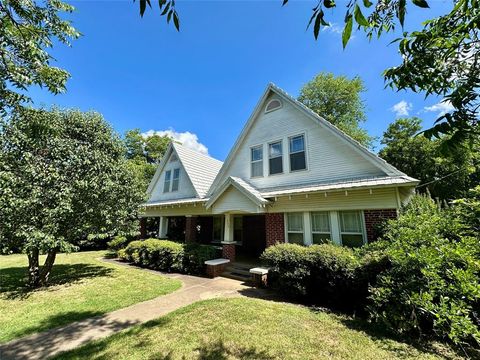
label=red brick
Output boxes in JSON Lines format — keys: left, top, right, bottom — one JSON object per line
{"left": 364, "top": 209, "right": 397, "bottom": 242}
{"left": 265, "top": 213, "right": 285, "bottom": 247}
{"left": 222, "top": 243, "right": 236, "bottom": 262}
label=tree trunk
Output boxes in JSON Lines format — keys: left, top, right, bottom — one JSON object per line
{"left": 39, "top": 250, "right": 57, "bottom": 286}
{"left": 27, "top": 248, "right": 40, "bottom": 288}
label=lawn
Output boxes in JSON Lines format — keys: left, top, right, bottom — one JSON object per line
{"left": 0, "top": 251, "right": 181, "bottom": 343}
{"left": 56, "top": 298, "right": 459, "bottom": 360}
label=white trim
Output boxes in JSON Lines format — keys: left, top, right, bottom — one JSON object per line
{"left": 268, "top": 139, "right": 284, "bottom": 176}
{"left": 265, "top": 98, "right": 282, "bottom": 113}
{"left": 288, "top": 133, "right": 308, "bottom": 173}
{"left": 337, "top": 210, "right": 367, "bottom": 246}
{"left": 250, "top": 144, "right": 264, "bottom": 178}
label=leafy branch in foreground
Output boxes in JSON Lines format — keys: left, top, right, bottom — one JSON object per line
{"left": 0, "top": 0, "right": 80, "bottom": 114}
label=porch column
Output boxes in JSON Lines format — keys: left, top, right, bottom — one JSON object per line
{"left": 222, "top": 213, "right": 235, "bottom": 261}
{"left": 139, "top": 218, "right": 147, "bottom": 239}
{"left": 158, "top": 216, "right": 168, "bottom": 239}
{"left": 185, "top": 215, "right": 198, "bottom": 243}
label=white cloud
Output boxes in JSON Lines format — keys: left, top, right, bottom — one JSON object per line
{"left": 390, "top": 100, "right": 413, "bottom": 117}
{"left": 322, "top": 23, "right": 343, "bottom": 35}
{"left": 424, "top": 100, "right": 455, "bottom": 117}
{"left": 142, "top": 129, "right": 209, "bottom": 155}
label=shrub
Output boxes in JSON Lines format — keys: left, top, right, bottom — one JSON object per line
{"left": 119, "top": 239, "right": 217, "bottom": 275}
{"left": 261, "top": 243, "right": 312, "bottom": 298}
{"left": 182, "top": 243, "right": 219, "bottom": 274}
{"left": 107, "top": 236, "right": 129, "bottom": 252}
{"left": 368, "top": 194, "right": 480, "bottom": 347}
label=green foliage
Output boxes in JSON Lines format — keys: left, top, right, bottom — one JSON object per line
{"left": 107, "top": 236, "right": 129, "bottom": 252}
{"left": 0, "top": 0, "right": 80, "bottom": 114}
{"left": 368, "top": 194, "right": 480, "bottom": 346}
{"left": 119, "top": 239, "right": 217, "bottom": 275}
{"left": 0, "top": 107, "right": 145, "bottom": 285}
{"left": 379, "top": 117, "right": 480, "bottom": 201}
{"left": 451, "top": 185, "right": 480, "bottom": 236}
{"left": 298, "top": 72, "right": 374, "bottom": 148}
{"left": 261, "top": 243, "right": 386, "bottom": 311}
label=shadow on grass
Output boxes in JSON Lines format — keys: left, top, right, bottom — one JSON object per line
{"left": 0, "top": 310, "right": 141, "bottom": 360}
{"left": 0, "top": 263, "right": 114, "bottom": 300}
{"left": 195, "top": 339, "right": 274, "bottom": 360}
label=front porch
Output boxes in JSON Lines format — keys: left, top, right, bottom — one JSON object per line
{"left": 141, "top": 214, "right": 268, "bottom": 263}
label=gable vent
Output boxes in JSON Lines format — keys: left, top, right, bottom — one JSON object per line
{"left": 265, "top": 99, "right": 282, "bottom": 113}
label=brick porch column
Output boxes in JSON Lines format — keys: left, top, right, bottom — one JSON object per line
{"left": 265, "top": 213, "right": 285, "bottom": 247}
{"left": 139, "top": 218, "right": 147, "bottom": 239}
{"left": 364, "top": 209, "right": 397, "bottom": 242}
{"left": 185, "top": 216, "right": 198, "bottom": 243}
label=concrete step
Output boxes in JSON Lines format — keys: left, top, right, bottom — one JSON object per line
{"left": 224, "top": 266, "right": 251, "bottom": 277}
{"left": 220, "top": 270, "right": 251, "bottom": 282}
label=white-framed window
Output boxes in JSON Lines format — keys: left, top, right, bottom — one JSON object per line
{"left": 265, "top": 99, "right": 282, "bottom": 113}
{"left": 171, "top": 168, "right": 180, "bottom": 191}
{"left": 289, "top": 134, "right": 306, "bottom": 172}
{"left": 311, "top": 212, "right": 331, "bottom": 244}
{"left": 212, "top": 216, "right": 224, "bottom": 242}
{"left": 268, "top": 141, "right": 283, "bottom": 175}
{"left": 339, "top": 211, "right": 365, "bottom": 248}
{"left": 286, "top": 212, "right": 304, "bottom": 245}
{"left": 250, "top": 145, "right": 263, "bottom": 177}
{"left": 163, "top": 170, "right": 171, "bottom": 193}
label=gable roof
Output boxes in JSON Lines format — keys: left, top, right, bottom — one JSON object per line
{"left": 207, "top": 83, "right": 413, "bottom": 195}
{"left": 147, "top": 142, "right": 223, "bottom": 198}
{"left": 206, "top": 176, "right": 268, "bottom": 209}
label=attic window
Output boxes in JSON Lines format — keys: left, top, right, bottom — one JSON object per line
{"left": 170, "top": 154, "right": 178, "bottom": 162}
{"left": 265, "top": 99, "right": 282, "bottom": 113}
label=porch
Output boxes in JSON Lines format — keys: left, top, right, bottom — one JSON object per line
{"left": 141, "top": 213, "right": 269, "bottom": 262}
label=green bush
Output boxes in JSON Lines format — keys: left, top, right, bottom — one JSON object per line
{"left": 107, "top": 235, "right": 129, "bottom": 252}
{"left": 119, "top": 239, "right": 217, "bottom": 275}
{"left": 368, "top": 194, "right": 480, "bottom": 347}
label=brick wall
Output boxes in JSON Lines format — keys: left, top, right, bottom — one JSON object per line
{"left": 222, "top": 243, "right": 236, "bottom": 262}
{"left": 265, "top": 213, "right": 285, "bottom": 247}
{"left": 364, "top": 209, "right": 397, "bottom": 242}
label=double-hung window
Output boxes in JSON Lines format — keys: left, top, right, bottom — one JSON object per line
{"left": 286, "top": 213, "right": 304, "bottom": 245}
{"left": 269, "top": 141, "right": 283, "bottom": 175}
{"left": 171, "top": 168, "right": 180, "bottom": 191}
{"left": 251, "top": 145, "right": 263, "bottom": 177}
{"left": 311, "top": 212, "right": 331, "bottom": 244}
{"left": 289, "top": 135, "right": 306, "bottom": 171}
{"left": 339, "top": 211, "right": 365, "bottom": 248}
{"left": 163, "top": 170, "right": 171, "bottom": 193}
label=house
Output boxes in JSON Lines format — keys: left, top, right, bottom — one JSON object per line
{"left": 141, "top": 83, "right": 419, "bottom": 262}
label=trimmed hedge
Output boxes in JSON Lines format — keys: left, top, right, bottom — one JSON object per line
{"left": 119, "top": 239, "right": 218, "bottom": 275}
{"left": 261, "top": 243, "right": 388, "bottom": 312}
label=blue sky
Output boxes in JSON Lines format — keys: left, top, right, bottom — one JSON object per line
{"left": 29, "top": 0, "right": 453, "bottom": 159}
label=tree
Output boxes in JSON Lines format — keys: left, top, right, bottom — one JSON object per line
{"left": 0, "top": 108, "right": 144, "bottom": 287}
{"left": 138, "top": 0, "right": 479, "bottom": 146}
{"left": 298, "top": 72, "right": 374, "bottom": 148}
{"left": 0, "top": 0, "right": 79, "bottom": 114}
{"left": 379, "top": 117, "right": 480, "bottom": 201}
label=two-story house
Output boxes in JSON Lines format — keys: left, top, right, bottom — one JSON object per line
{"left": 141, "top": 83, "right": 419, "bottom": 262}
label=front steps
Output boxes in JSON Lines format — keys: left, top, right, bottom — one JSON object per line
{"left": 220, "top": 262, "right": 253, "bottom": 282}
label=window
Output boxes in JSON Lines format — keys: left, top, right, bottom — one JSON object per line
{"left": 171, "top": 168, "right": 180, "bottom": 191}
{"left": 163, "top": 170, "right": 171, "bottom": 193}
{"left": 287, "top": 213, "right": 304, "bottom": 245}
{"left": 251, "top": 145, "right": 263, "bottom": 177}
{"left": 289, "top": 135, "right": 306, "bottom": 171}
{"left": 311, "top": 212, "right": 331, "bottom": 244}
{"left": 339, "top": 211, "right": 365, "bottom": 248}
{"left": 212, "top": 216, "right": 223, "bottom": 242}
{"left": 269, "top": 141, "right": 283, "bottom": 175}
{"left": 169, "top": 154, "right": 178, "bottom": 162}
{"left": 265, "top": 99, "right": 282, "bottom": 113}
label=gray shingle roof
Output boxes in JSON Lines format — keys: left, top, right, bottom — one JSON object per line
{"left": 172, "top": 142, "right": 223, "bottom": 198}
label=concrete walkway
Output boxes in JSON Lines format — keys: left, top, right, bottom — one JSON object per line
{"left": 0, "top": 259, "right": 271, "bottom": 360}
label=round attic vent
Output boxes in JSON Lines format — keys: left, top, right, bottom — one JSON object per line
{"left": 265, "top": 99, "right": 282, "bottom": 113}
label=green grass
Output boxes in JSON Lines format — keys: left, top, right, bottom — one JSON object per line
{"left": 56, "top": 298, "right": 459, "bottom": 360}
{"left": 0, "top": 251, "right": 181, "bottom": 343}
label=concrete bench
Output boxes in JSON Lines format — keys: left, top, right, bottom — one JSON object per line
{"left": 205, "top": 258, "right": 230, "bottom": 278}
{"left": 249, "top": 267, "right": 269, "bottom": 287}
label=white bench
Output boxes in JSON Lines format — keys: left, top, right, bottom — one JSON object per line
{"left": 249, "top": 267, "right": 269, "bottom": 287}
{"left": 204, "top": 258, "right": 230, "bottom": 278}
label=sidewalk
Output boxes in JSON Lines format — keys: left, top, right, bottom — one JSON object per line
{"left": 0, "top": 259, "right": 271, "bottom": 360}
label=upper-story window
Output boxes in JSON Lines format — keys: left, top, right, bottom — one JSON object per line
{"left": 269, "top": 141, "right": 283, "bottom": 175}
{"left": 169, "top": 154, "right": 178, "bottom": 162}
{"left": 289, "top": 134, "right": 306, "bottom": 172}
{"left": 171, "top": 168, "right": 180, "bottom": 191}
{"left": 163, "top": 170, "right": 171, "bottom": 193}
{"left": 265, "top": 99, "right": 282, "bottom": 113}
{"left": 251, "top": 145, "right": 263, "bottom": 177}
